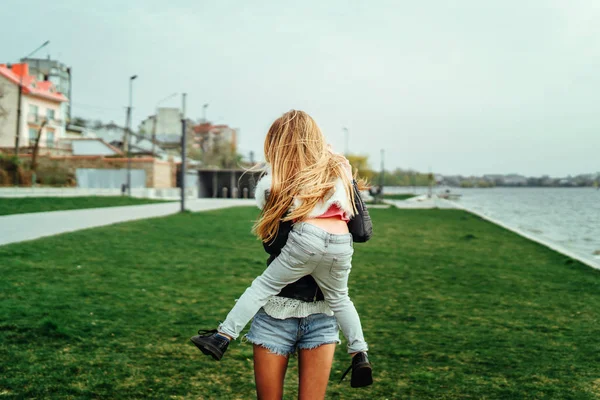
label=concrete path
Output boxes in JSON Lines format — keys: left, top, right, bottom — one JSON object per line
{"left": 387, "top": 195, "right": 458, "bottom": 209}
{"left": 0, "top": 199, "right": 255, "bottom": 246}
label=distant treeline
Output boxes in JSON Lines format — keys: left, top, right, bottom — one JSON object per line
{"left": 347, "top": 154, "right": 599, "bottom": 188}
{"left": 346, "top": 155, "right": 433, "bottom": 186}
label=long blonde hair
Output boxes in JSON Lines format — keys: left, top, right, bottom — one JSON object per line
{"left": 253, "top": 110, "right": 355, "bottom": 243}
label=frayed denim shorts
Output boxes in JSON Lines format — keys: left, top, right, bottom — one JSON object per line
{"left": 245, "top": 308, "right": 340, "bottom": 357}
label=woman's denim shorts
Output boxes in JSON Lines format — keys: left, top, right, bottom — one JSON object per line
{"left": 245, "top": 308, "right": 340, "bottom": 356}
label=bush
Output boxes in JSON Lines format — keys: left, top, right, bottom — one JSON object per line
{"left": 0, "top": 154, "right": 20, "bottom": 173}
{"left": 0, "top": 154, "right": 24, "bottom": 186}
{"left": 36, "top": 161, "right": 74, "bottom": 186}
{"left": 18, "top": 169, "right": 32, "bottom": 187}
{"left": 0, "top": 169, "right": 10, "bottom": 186}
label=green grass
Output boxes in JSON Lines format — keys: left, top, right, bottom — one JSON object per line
{"left": 0, "top": 196, "right": 171, "bottom": 216}
{"left": 1, "top": 207, "right": 600, "bottom": 399}
{"left": 383, "top": 193, "right": 416, "bottom": 200}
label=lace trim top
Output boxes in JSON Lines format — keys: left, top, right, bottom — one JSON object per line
{"left": 263, "top": 296, "right": 334, "bottom": 319}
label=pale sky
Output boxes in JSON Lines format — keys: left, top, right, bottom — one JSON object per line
{"left": 3, "top": 0, "right": 599, "bottom": 177}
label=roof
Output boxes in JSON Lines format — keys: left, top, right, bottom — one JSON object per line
{"left": 94, "top": 126, "right": 171, "bottom": 160}
{"left": 71, "top": 139, "right": 123, "bottom": 156}
{"left": 155, "top": 133, "right": 181, "bottom": 144}
{"left": 192, "top": 123, "right": 232, "bottom": 134}
{"left": 0, "top": 63, "right": 68, "bottom": 103}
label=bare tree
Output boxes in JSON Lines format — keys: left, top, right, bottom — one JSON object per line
{"left": 31, "top": 119, "right": 48, "bottom": 173}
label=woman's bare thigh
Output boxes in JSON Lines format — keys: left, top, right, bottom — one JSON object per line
{"left": 253, "top": 345, "right": 289, "bottom": 400}
{"left": 298, "top": 344, "right": 336, "bottom": 400}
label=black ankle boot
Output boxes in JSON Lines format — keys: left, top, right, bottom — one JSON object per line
{"left": 340, "top": 352, "right": 373, "bottom": 388}
{"left": 190, "top": 329, "right": 230, "bottom": 361}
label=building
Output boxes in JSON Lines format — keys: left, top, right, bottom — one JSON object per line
{"left": 138, "top": 108, "right": 196, "bottom": 158}
{"left": 94, "top": 123, "right": 162, "bottom": 157}
{"left": 21, "top": 57, "right": 72, "bottom": 123}
{"left": 192, "top": 122, "right": 238, "bottom": 153}
{"left": 503, "top": 174, "right": 528, "bottom": 186}
{"left": 197, "top": 168, "right": 261, "bottom": 198}
{"left": 139, "top": 107, "right": 181, "bottom": 138}
{"left": 483, "top": 174, "right": 506, "bottom": 185}
{"left": 0, "top": 63, "right": 68, "bottom": 153}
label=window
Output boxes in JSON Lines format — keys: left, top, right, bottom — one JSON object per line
{"left": 46, "top": 131, "right": 55, "bottom": 148}
{"left": 29, "top": 104, "right": 39, "bottom": 117}
{"left": 28, "top": 128, "right": 37, "bottom": 146}
{"left": 47, "top": 109, "right": 55, "bottom": 121}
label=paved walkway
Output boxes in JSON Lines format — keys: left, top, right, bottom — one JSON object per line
{"left": 387, "top": 195, "right": 458, "bottom": 209}
{"left": 0, "top": 199, "right": 255, "bottom": 246}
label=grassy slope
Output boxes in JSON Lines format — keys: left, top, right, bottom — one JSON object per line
{"left": 0, "top": 196, "right": 170, "bottom": 216}
{"left": 1, "top": 207, "right": 599, "bottom": 399}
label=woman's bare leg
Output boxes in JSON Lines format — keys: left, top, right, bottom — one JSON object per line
{"left": 298, "top": 344, "right": 336, "bottom": 400}
{"left": 253, "top": 345, "right": 289, "bottom": 400}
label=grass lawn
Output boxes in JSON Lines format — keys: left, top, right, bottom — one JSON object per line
{"left": 1, "top": 207, "right": 599, "bottom": 399}
{"left": 0, "top": 196, "right": 171, "bottom": 216}
{"left": 383, "top": 193, "right": 416, "bottom": 201}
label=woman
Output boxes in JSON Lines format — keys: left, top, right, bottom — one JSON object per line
{"left": 248, "top": 271, "right": 341, "bottom": 399}
{"left": 191, "top": 110, "right": 372, "bottom": 397}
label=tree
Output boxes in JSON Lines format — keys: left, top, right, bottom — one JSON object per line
{"left": 188, "top": 140, "right": 242, "bottom": 169}
{"left": 71, "top": 116, "right": 89, "bottom": 127}
{"left": 346, "top": 154, "right": 375, "bottom": 181}
{"left": 31, "top": 119, "right": 48, "bottom": 174}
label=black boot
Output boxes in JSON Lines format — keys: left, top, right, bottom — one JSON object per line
{"left": 190, "top": 329, "right": 230, "bottom": 361}
{"left": 340, "top": 352, "right": 373, "bottom": 388}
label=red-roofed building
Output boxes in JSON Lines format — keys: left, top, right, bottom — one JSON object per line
{"left": 0, "top": 63, "right": 68, "bottom": 153}
{"left": 192, "top": 122, "right": 238, "bottom": 153}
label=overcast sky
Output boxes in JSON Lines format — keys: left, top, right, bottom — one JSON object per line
{"left": 3, "top": 0, "right": 599, "bottom": 177}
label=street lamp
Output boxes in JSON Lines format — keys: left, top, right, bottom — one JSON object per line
{"left": 342, "top": 126, "right": 349, "bottom": 156}
{"left": 181, "top": 93, "right": 188, "bottom": 212}
{"left": 13, "top": 40, "right": 50, "bottom": 185}
{"left": 126, "top": 74, "right": 137, "bottom": 196}
{"left": 202, "top": 103, "right": 209, "bottom": 122}
{"left": 151, "top": 92, "right": 178, "bottom": 155}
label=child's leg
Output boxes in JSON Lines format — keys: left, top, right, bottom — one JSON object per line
{"left": 218, "top": 244, "right": 317, "bottom": 340}
{"left": 310, "top": 251, "right": 368, "bottom": 354}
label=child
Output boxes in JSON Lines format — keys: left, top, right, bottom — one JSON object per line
{"left": 191, "top": 110, "right": 373, "bottom": 387}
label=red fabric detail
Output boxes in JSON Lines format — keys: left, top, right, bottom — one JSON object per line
{"left": 315, "top": 204, "right": 350, "bottom": 222}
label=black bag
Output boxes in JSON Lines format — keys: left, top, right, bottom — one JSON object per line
{"left": 347, "top": 180, "right": 373, "bottom": 242}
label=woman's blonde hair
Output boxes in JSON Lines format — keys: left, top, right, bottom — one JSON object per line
{"left": 253, "top": 110, "right": 355, "bottom": 243}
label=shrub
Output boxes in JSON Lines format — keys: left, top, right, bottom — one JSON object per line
{"left": 0, "top": 169, "right": 10, "bottom": 186}
{"left": 36, "top": 161, "right": 73, "bottom": 186}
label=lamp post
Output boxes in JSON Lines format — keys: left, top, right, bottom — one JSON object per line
{"left": 181, "top": 93, "right": 187, "bottom": 212}
{"left": 202, "top": 103, "right": 209, "bottom": 122}
{"left": 342, "top": 126, "right": 349, "bottom": 156}
{"left": 380, "top": 149, "right": 385, "bottom": 200}
{"left": 13, "top": 40, "right": 50, "bottom": 185}
{"left": 151, "top": 92, "right": 178, "bottom": 155}
{"left": 125, "top": 74, "right": 137, "bottom": 196}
